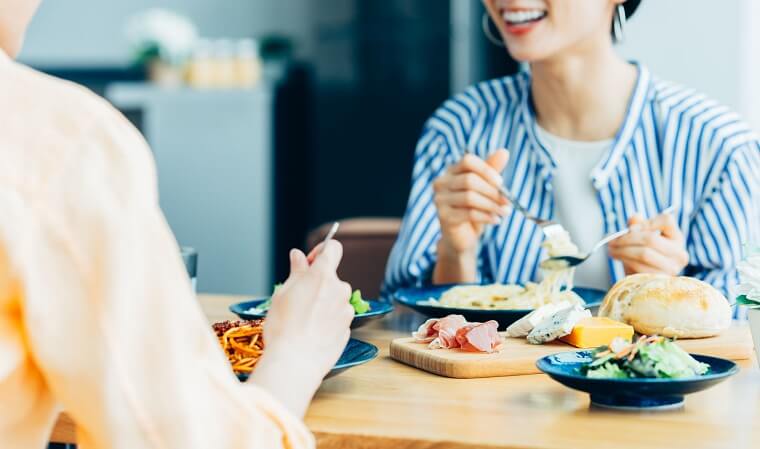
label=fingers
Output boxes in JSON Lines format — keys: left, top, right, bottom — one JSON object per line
{"left": 450, "top": 154, "right": 504, "bottom": 186}
{"left": 440, "top": 206, "right": 499, "bottom": 226}
{"left": 648, "top": 212, "right": 682, "bottom": 240}
{"left": 609, "top": 232, "right": 689, "bottom": 276}
{"left": 435, "top": 190, "right": 507, "bottom": 216}
{"left": 486, "top": 148, "right": 510, "bottom": 172}
{"left": 306, "top": 243, "right": 323, "bottom": 264}
{"left": 311, "top": 240, "right": 344, "bottom": 272}
{"left": 627, "top": 214, "right": 646, "bottom": 228}
{"left": 445, "top": 172, "right": 505, "bottom": 204}
{"left": 288, "top": 249, "right": 309, "bottom": 275}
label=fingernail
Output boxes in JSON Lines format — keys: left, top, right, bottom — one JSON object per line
{"left": 491, "top": 215, "right": 501, "bottom": 224}
{"left": 630, "top": 224, "right": 642, "bottom": 232}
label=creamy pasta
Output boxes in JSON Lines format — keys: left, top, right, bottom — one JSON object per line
{"left": 428, "top": 226, "right": 583, "bottom": 310}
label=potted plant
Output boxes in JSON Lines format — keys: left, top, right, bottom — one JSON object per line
{"left": 737, "top": 249, "right": 760, "bottom": 361}
{"left": 125, "top": 8, "right": 198, "bottom": 86}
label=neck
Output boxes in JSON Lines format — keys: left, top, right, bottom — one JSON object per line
{"left": 530, "top": 38, "right": 638, "bottom": 141}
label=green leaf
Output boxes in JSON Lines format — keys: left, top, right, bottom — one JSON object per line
{"left": 349, "top": 289, "right": 371, "bottom": 314}
{"left": 737, "top": 295, "right": 760, "bottom": 308}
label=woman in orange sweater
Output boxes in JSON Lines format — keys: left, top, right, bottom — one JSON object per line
{"left": 0, "top": 2, "right": 352, "bottom": 448}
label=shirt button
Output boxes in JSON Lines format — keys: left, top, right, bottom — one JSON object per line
{"left": 546, "top": 184, "right": 553, "bottom": 192}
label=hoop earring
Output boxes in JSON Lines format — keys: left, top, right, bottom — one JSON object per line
{"left": 613, "top": 4, "right": 627, "bottom": 43}
{"left": 482, "top": 12, "right": 505, "bottom": 47}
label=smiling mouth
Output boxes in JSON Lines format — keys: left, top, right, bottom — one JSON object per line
{"left": 501, "top": 9, "right": 548, "bottom": 27}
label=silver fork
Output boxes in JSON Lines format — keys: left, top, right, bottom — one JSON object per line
{"left": 463, "top": 148, "right": 562, "bottom": 236}
{"left": 540, "top": 205, "right": 677, "bottom": 269}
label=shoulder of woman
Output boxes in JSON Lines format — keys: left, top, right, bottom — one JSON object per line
{"left": 424, "top": 73, "right": 527, "bottom": 142}
{"left": 650, "top": 77, "right": 757, "bottom": 156}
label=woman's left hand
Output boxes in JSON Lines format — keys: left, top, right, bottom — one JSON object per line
{"left": 608, "top": 212, "right": 690, "bottom": 276}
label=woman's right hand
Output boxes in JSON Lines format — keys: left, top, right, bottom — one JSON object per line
{"left": 433, "top": 149, "right": 510, "bottom": 258}
{"left": 249, "top": 241, "right": 353, "bottom": 417}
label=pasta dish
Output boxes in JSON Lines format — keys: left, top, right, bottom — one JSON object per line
{"left": 428, "top": 227, "right": 583, "bottom": 310}
{"left": 213, "top": 320, "right": 265, "bottom": 374}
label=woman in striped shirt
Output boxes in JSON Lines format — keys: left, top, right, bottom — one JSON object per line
{"left": 384, "top": 0, "right": 760, "bottom": 300}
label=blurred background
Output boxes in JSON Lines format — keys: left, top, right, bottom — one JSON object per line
{"left": 19, "top": 0, "right": 760, "bottom": 296}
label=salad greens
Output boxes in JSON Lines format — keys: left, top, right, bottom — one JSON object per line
{"left": 250, "top": 284, "right": 371, "bottom": 314}
{"left": 349, "top": 289, "right": 371, "bottom": 314}
{"left": 582, "top": 336, "right": 709, "bottom": 379}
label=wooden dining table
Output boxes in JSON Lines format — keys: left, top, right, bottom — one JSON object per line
{"left": 51, "top": 294, "right": 760, "bottom": 448}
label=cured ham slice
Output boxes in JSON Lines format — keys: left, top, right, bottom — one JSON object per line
{"left": 412, "top": 318, "right": 439, "bottom": 343}
{"left": 430, "top": 314, "right": 467, "bottom": 349}
{"left": 411, "top": 314, "right": 501, "bottom": 353}
{"left": 455, "top": 320, "right": 501, "bottom": 353}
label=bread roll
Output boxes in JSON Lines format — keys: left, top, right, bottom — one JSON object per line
{"left": 599, "top": 274, "right": 731, "bottom": 338}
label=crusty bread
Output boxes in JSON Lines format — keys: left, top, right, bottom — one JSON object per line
{"left": 599, "top": 274, "right": 731, "bottom": 338}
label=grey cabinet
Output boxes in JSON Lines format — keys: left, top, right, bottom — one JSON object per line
{"left": 106, "top": 84, "right": 274, "bottom": 295}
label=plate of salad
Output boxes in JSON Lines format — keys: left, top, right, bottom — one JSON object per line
{"left": 536, "top": 336, "right": 739, "bottom": 410}
{"left": 229, "top": 285, "right": 393, "bottom": 329}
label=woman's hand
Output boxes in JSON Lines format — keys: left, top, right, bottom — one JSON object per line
{"left": 249, "top": 241, "right": 353, "bottom": 417}
{"left": 432, "top": 149, "right": 510, "bottom": 283}
{"left": 608, "top": 212, "right": 689, "bottom": 276}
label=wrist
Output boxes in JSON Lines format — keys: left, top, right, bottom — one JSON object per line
{"left": 437, "top": 239, "right": 478, "bottom": 263}
{"left": 248, "top": 347, "right": 322, "bottom": 417}
{"left": 434, "top": 240, "right": 478, "bottom": 284}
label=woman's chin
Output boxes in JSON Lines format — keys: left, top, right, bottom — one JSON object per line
{"left": 504, "top": 45, "right": 555, "bottom": 64}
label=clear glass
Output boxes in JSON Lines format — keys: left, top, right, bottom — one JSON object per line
{"left": 180, "top": 246, "right": 198, "bottom": 292}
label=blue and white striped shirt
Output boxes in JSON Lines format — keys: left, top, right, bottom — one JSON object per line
{"left": 383, "top": 64, "right": 760, "bottom": 300}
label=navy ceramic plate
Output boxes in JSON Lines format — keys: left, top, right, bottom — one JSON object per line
{"left": 391, "top": 284, "right": 605, "bottom": 328}
{"left": 230, "top": 298, "right": 393, "bottom": 329}
{"left": 236, "top": 338, "right": 379, "bottom": 382}
{"left": 537, "top": 350, "right": 739, "bottom": 410}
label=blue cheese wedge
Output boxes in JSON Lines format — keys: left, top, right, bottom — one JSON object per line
{"left": 506, "top": 301, "right": 572, "bottom": 337}
{"left": 527, "top": 305, "right": 591, "bottom": 344}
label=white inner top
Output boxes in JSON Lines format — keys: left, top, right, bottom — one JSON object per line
{"left": 535, "top": 125, "right": 613, "bottom": 290}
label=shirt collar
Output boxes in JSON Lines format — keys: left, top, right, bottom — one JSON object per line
{"left": 517, "top": 63, "right": 653, "bottom": 188}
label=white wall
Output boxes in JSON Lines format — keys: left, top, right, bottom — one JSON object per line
{"left": 618, "top": 0, "right": 757, "bottom": 130}
{"left": 19, "top": 0, "right": 312, "bottom": 66}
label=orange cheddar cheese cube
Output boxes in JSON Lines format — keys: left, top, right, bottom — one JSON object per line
{"left": 560, "top": 317, "right": 634, "bottom": 349}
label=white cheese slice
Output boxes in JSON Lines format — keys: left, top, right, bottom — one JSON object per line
{"left": 506, "top": 301, "right": 572, "bottom": 338}
{"left": 527, "top": 305, "right": 591, "bottom": 344}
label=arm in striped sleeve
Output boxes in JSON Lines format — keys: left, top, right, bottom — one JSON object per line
{"left": 686, "top": 138, "right": 760, "bottom": 298}
{"left": 382, "top": 128, "right": 457, "bottom": 295}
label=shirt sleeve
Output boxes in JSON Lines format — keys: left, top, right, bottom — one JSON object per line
{"left": 382, "top": 127, "right": 458, "bottom": 295}
{"left": 686, "top": 138, "right": 760, "bottom": 300}
{"left": 0, "top": 108, "right": 314, "bottom": 448}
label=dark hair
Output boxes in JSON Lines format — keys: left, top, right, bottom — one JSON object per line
{"left": 624, "top": 0, "right": 642, "bottom": 18}
{"left": 612, "top": 0, "right": 642, "bottom": 40}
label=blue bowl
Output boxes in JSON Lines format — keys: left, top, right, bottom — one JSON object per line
{"left": 392, "top": 284, "right": 605, "bottom": 328}
{"left": 536, "top": 350, "right": 740, "bottom": 410}
{"left": 230, "top": 298, "right": 393, "bottom": 329}
{"left": 236, "top": 338, "right": 378, "bottom": 382}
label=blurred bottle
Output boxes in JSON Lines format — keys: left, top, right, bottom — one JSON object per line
{"left": 186, "top": 37, "right": 262, "bottom": 89}
{"left": 212, "top": 39, "right": 235, "bottom": 88}
{"left": 186, "top": 38, "right": 214, "bottom": 88}
{"left": 233, "top": 38, "right": 261, "bottom": 88}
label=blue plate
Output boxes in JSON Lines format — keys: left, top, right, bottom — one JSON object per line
{"left": 230, "top": 298, "right": 393, "bottom": 329}
{"left": 537, "top": 350, "right": 739, "bottom": 410}
{"left": 236, "top": 338, "right": 378, "bottom": 382}
{"left": 392, "top": 284, "right": 605, "bottom": 328}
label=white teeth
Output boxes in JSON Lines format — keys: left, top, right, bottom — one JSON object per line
{"left": 502, "top": 9, "right": 546, "bottom": 24}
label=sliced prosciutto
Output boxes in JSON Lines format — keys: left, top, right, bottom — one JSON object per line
{"left": 411, "top": 314, "right": 501, "bottom": 353}
{"left": 455, "top": 320, "right": 501, "bottom": 353}
{"left": 412, "top": 318, "right": 439, "bottom": 343}
{"left": 428, "top": 314, "right": 467, "bottom": 349}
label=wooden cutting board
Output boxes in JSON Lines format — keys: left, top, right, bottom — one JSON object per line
{"left": 389, "top": 324, "right": 754, "bottom": 378}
